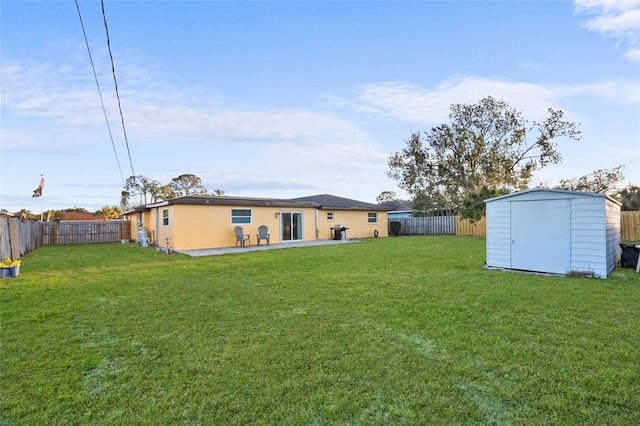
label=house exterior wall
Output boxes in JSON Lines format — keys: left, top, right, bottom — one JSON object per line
{"left": 126, "top": 197, "right": 390, "bottom": 251}
{"left": 129, "top": 210, "right": 153, "bottom": 244}
{"left": 317, "top": 209, "right": 388, "bottom": 239}
{"left": 387, "top": 212, "right": 413, "bottom": 219}
{"left": 485, "top": 189, "right": 621, "bottom": 278}
{"left": 167, "top": 204, "right": 318, "bottom": 251}
{"left": 156, "top": 206, "right": 174, "bottom": 249}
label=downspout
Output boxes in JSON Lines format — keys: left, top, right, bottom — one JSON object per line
{"left": 155, "top": 207, "right": 160, "bottom": 247}
{"left": 315, "top": 208, "right": 319, "bottom": 239}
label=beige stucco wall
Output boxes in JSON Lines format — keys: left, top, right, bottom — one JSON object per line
{"left": 128, "top": 209, "right": 153, "bottom": 244}
{"left": 127, "top": 203, "right": 389, "bottom": 251}
{"left": 317, "top": 209, "right": 388, "bottom": 239}
{"left": 161, "top": 204, "right": 321, "bottom": 251}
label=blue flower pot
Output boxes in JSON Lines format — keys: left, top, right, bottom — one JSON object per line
{"left": 1, "top": 266, "right": 19, "bottom": 278}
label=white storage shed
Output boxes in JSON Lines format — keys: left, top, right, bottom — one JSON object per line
{"left": 484, "top": 188, "right": 621, "bottom": 278}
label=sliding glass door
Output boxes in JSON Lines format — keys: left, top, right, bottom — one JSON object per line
{"left": 280, "top": 211, "right": 303, "bottom": 241}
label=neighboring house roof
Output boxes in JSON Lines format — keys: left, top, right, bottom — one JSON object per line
{"left": 484, "top": 187, "right": 622, "bottom": 206}
{"left": 59, "top": 212, "right": 105, "bottom": 221}
{"left": 379, "top": 199, "right": 414, "bottom": 212}
{"left": 290, "top": 194, "right": 392, "bottom": 210}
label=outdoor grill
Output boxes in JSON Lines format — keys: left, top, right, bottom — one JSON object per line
{"left": 331, "top": 225, "right": 348, "bottom": 240}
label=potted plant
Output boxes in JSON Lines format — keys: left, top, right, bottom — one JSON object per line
{"left": 0, "top": 257, "right": 21, "bottom": 278}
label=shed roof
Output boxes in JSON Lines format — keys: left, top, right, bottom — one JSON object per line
{"left": 484, "top": 188, "right": 622, "bottom": 206}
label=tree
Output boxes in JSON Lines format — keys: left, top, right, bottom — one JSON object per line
{"left": 616, "top": 184, "right": 640, "bottom": 210}
{"left": 212, "top": 189, "right": 225, "bottom": 196}
{"left": 387, "top": 96, "right": 581, "bottom": 215}
{"left": 124, "top": 175, "right": 161, "bottom": 206}
{"left": 556, "top": 165, "right": 624, "bottom": 195}
{"left": 96, "top": 205, "right": 123, "bottom": 219}
{"left": 123, "top": 173, "right": 217, "bottom": 206}
{"left": 376, "top": 191, "right": 397, "bottom": 204}
{"left": 459, "top": 186, "right": 509, "bottom": 222}
{"left": 120, "top": 191, "right": 131, "bottom": 210}
{"left": 124, "top": 176, "right": 165, "bottom": 206}
{"left": 168, "top": 174, "right": 209, "bottom": 197}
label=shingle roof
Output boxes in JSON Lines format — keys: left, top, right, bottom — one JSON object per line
{"left": 379, "top": 199, "right": 413, "bottom": 211}
{"left": 130, "top": 194, "right": 391, "bottom": 211}
{"left": 290, "top": 194, "right": 391, "bottom": 210}
{"left": 166, "top": 195, "right": 318, "bottom": 208}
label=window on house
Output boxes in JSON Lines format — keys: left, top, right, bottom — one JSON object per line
{"left": 327, "top": 211, "right": 334, "bottom": 221}
{"left": 231, "top": 209, "right": 252, "bottom": 224}
{"left": 162, "top": 209, "right": 169, "bottom": 226}
{"left": 368, "top": 212, "right": 377, "bottom": 224}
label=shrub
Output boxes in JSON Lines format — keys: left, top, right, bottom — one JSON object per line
{"left": 389, "top": 221, "right": 401, "bottom": 236}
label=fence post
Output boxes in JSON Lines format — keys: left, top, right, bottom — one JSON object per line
{"left": 8, "top": 218, "right": 20, "bottom": 260}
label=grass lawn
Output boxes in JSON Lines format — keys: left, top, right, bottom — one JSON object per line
{"left": 1, "top": 236, "right": 639, "bottom": 425}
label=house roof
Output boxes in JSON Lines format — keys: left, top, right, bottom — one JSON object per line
{"left": 126, "top": 193, "right": 391, "bottom": 213}
{"left": 484, "top": 187, "right": 622, "bottom": 206}
{"left": 290, "top": 194, "right": 392, "bottom": 211}
{"left": 379, "top": 199, "right": 414, "bottom": 212}
{"left": 157, "top": 195, "right": 318, "bottom": 209}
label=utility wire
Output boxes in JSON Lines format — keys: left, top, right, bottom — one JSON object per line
{"left": 101, "top": 0, "right": 136, "bottom": 179}
{"left": 74, "top": 0, "right": 125, "bottom": 185}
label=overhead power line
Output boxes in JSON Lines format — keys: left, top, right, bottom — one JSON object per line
{"left": 101, "top": 0, "right": 136, "bottom": 179}
{"left": 74, "top": 0, "right": 125, "bottom": 185}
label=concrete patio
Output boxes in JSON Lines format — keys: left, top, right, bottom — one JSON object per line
{"left": 177, "top": 238, "right": 359, "bottom": 257}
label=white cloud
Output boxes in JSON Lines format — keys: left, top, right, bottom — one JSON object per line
{"left": 574, "top": 0, "right": 640, "bottom": 62}
{"left": 330, "top": 76, "right": 640, "bottom": 125}
{"left": 624, "top": 48, "right": 640, "bottom": 62}
{"left": 1, "top": 58, "right": 370, "bottom": 149}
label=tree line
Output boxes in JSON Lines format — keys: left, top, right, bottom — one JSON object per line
{"left": 121, "top": 173, "right": 224, "bottom": 209}
{"left": 4, "top": 173, "right": 221, "bottom": 220}
{"left": 382, "top": 96, "right": 639, "bottom": 218}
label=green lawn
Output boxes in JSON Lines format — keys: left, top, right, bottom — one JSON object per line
{"left": 1, "top": 236, "right": 639, "bottom": 425}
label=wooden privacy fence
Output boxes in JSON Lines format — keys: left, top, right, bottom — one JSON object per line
{"left": 622, "top": 211, "right": 640, "bottom": 242}
{"left": 0, "top": 219, "right": 131, "bottom": 260}
{"left": 0, "top": 217, "right": 43, "bottom": 260}
{"left": 455, "top": 216, "right": 487, "bottom": 237}
{"left": 42, "top": 220, "right": 131, "bottom": 245}
{"left": 390, "top": 213, "right": 637, "bottom": 239}
{"left": 388, "top": 216, "right": 456, "bottom": 236}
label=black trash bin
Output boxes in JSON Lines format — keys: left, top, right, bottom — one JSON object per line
{"left": 620, "top": 244, "right": 640, "bottom": 268}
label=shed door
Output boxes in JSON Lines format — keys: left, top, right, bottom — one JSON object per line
{"left": 510, "top": 199, "right": 570, "bottom": 274}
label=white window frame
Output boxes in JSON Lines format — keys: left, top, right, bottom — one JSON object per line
{"left": 327, "top": 211, "right": 334, "bottom": 221}
{"left": 162, "top": 209, "right": 169, "bottom": 226}
{"left": 368, "top": 212, "right": 378, "bottom": 224}
{"left": 231, "top": 208, "right": 252, "bottom": 224}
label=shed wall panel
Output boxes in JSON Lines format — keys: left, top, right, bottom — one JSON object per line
{"left": 604, "top": 198, "right": 622, "bottom": 275}
{"left": 485, "top": 202, "right": 511, "bottom": 268}
{"left": 569, "top": 196, "right": 606, "bottom": 277}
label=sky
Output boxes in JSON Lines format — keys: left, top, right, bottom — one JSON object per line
{"left": 1, "top": 0, "right": 639, "bottom": 213}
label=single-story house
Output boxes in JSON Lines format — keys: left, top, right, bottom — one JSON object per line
{"left": 124, "top": 194, "right": 390, "bottom": 251}
{"left": 379, "top": 199, "right": 414, "bottom": 218}
{"left": 484, "top": 188, "right": 622, "bottom": 278}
